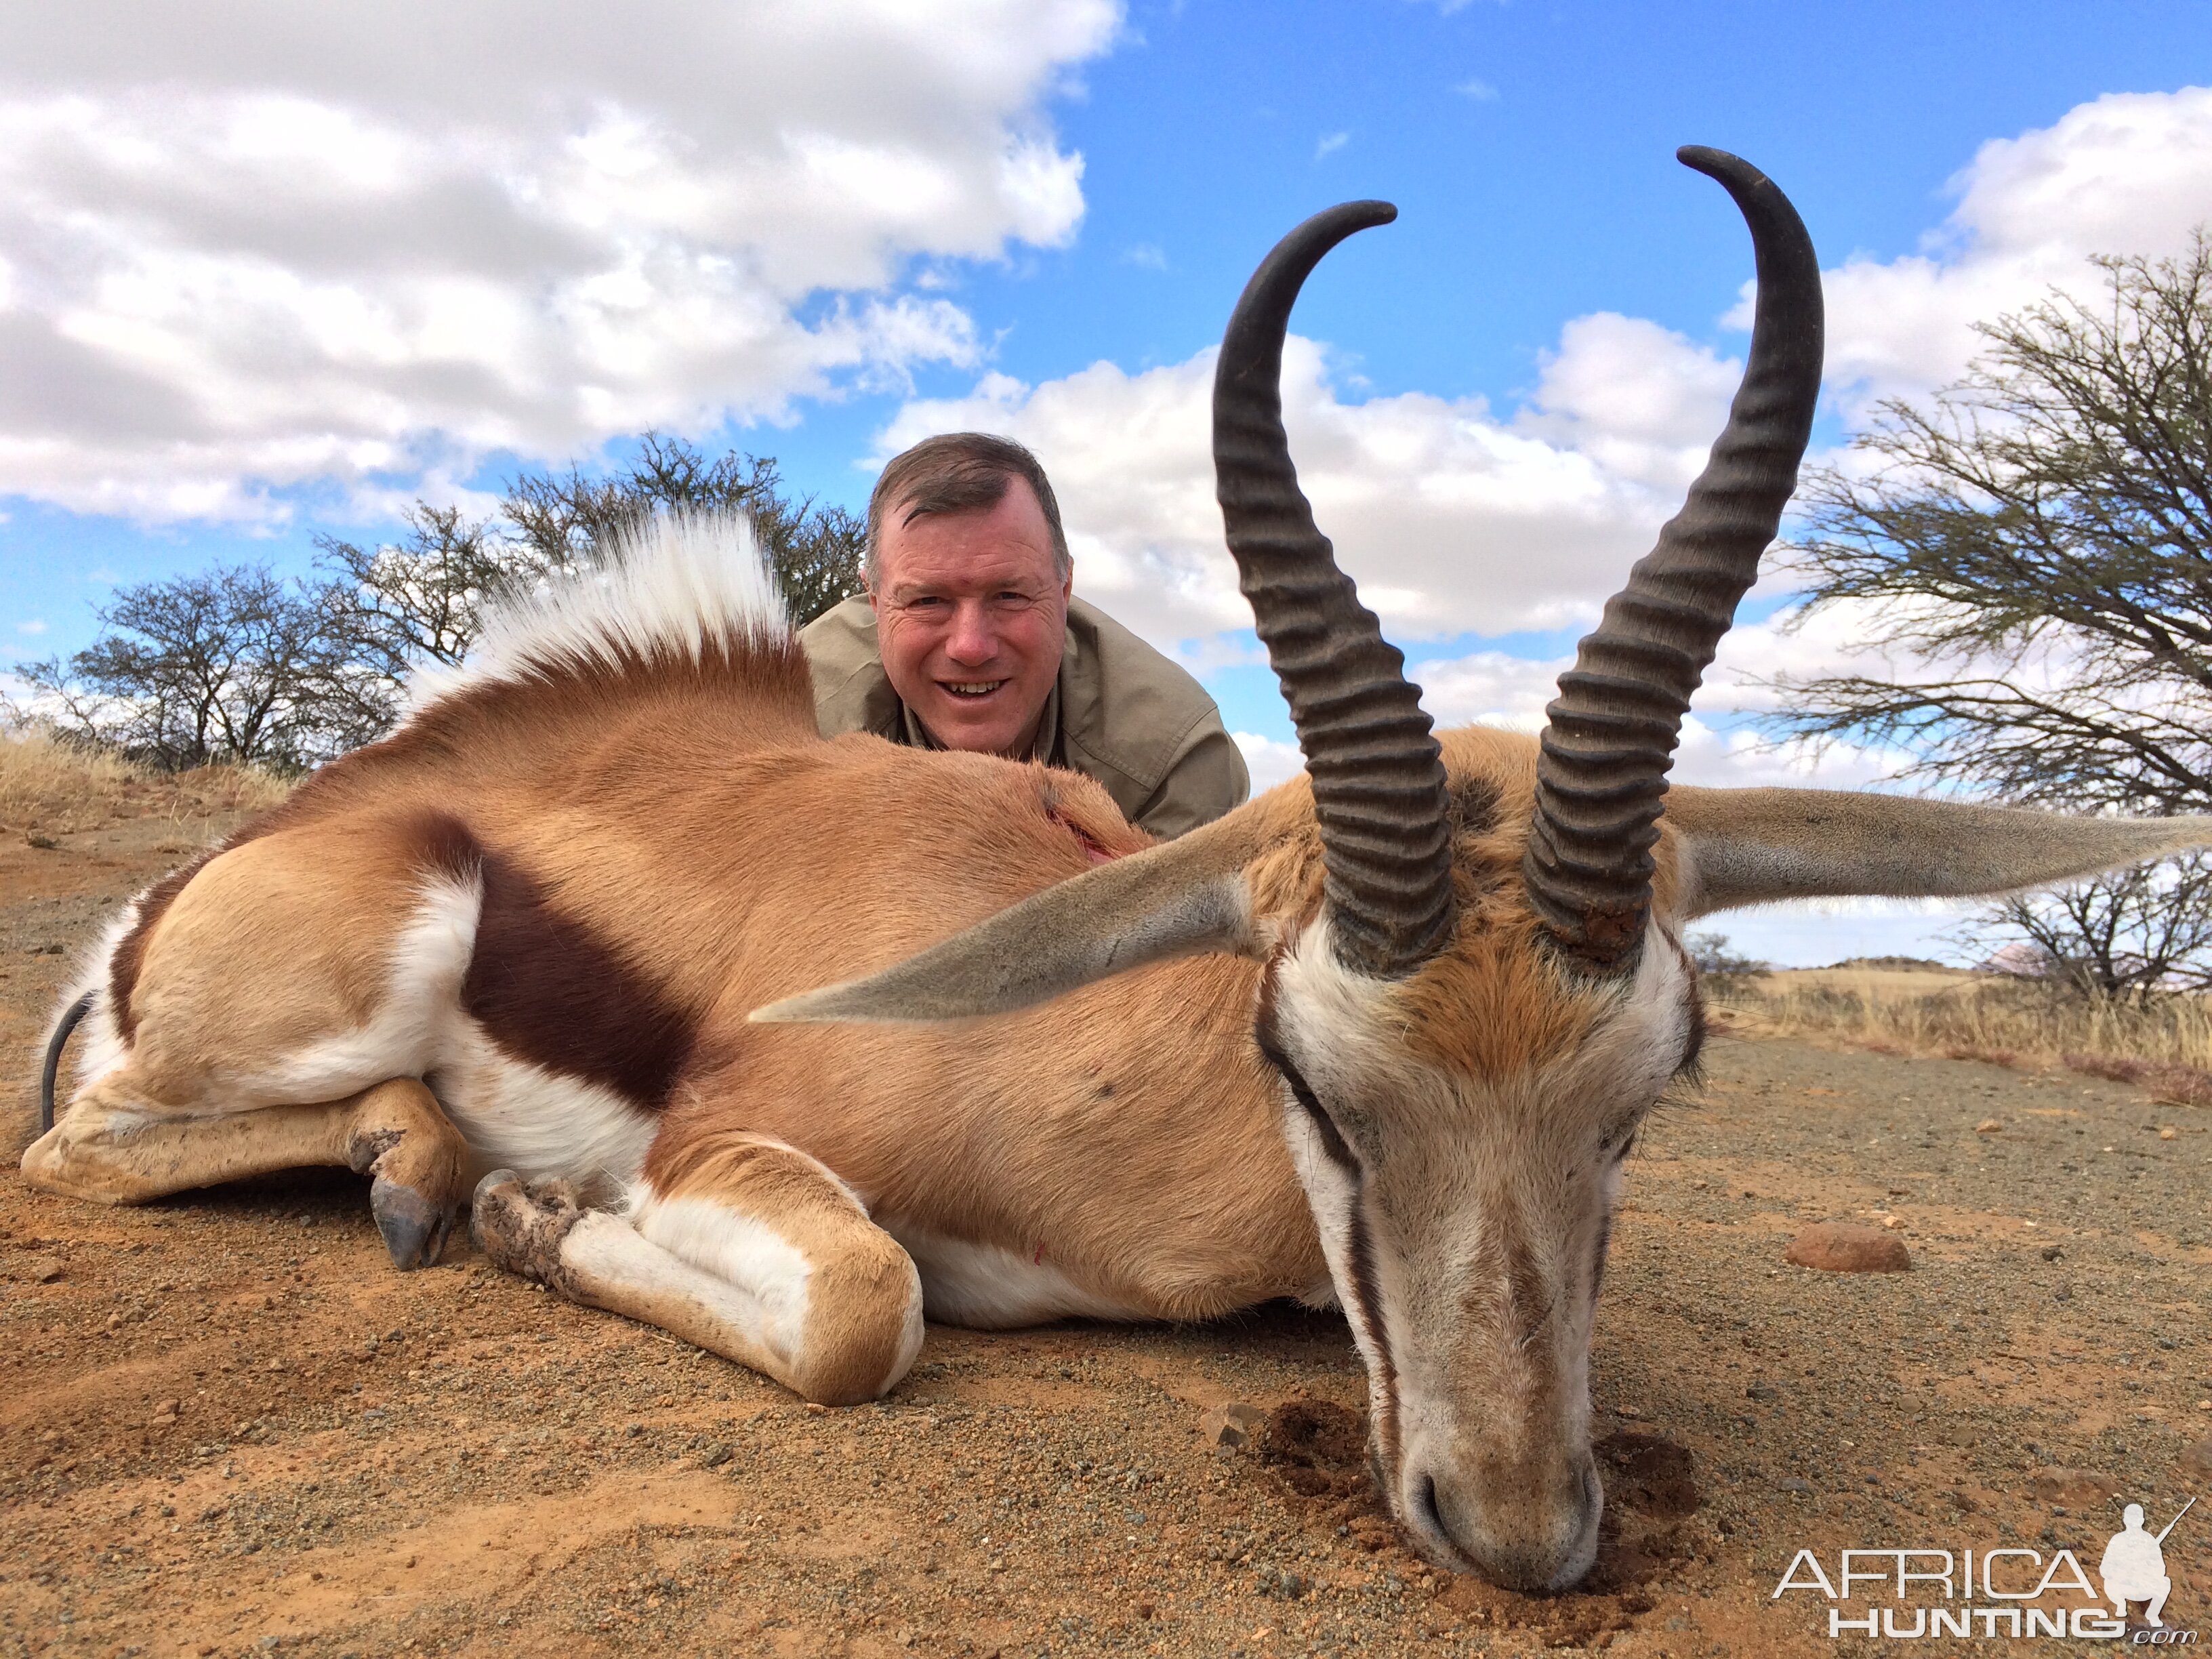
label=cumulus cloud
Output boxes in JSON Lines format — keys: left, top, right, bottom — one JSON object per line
{"left": 880, "top": 315, "right": 1736, "bottom": 647}
{"left": 0, "top": 0, "right": 1118, "bottom": 521}
{"left": 1801, "top": 86, "right": 2212, "bottom": 413}
{"left": 890, "top": 84, "right": 2212, "bottom": 814}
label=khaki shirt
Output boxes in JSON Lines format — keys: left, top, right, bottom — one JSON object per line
{"left": 798, "top": 594, "right": 1250, "bottom": 840}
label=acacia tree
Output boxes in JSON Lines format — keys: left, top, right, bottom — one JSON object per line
{"left": 1765, "top": 233, "right": 2212, "bottom": 991}
{"left": 20, "top": 565, "right": 356, "bottom": 769}
{"left": 26, "top": 435, "right": 868, "bottom": 771}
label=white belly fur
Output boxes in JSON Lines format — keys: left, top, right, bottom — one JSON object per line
{"left": 886, "top": 1224, "right": 1145, "bottom": 1329}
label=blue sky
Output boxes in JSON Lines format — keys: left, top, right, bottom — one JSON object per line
{"left": 5, "top": 1, "right": 2210, "bottom": 964}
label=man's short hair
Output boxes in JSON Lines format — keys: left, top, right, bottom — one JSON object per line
{"left": 866, "top": 432, "right": 1071, "bottom": 583}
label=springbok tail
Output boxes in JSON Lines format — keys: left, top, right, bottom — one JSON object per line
{"left": 39, "top": 991, "right": 94, "bottom": 1133}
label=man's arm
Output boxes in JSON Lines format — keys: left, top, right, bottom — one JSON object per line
{"left": 1130, "top": 715, "right": 1250, "bottom": 840}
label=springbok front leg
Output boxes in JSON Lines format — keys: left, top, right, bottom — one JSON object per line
{"left": 22, "top": 1077, "right": 469, "bottom": 1269}
{"left": 470, "top": 1134, "right": 924, "bottom": 1406}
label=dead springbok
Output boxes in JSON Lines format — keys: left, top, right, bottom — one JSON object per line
{"left": 26, "top": 148, "right": 2211, "bottom": 1591}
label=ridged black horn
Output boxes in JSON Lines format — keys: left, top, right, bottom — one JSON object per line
{"left": 1214, "top": 201, "right": 1454, "bottom": 978}
{"left": 1523, "top": 148, "right": 1824, "bottom": 975}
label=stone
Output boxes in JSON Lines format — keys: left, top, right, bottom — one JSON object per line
{"left": 2028, "top": 1467, "right": 2119, "bottom": 1507}
{"left": 149, "top": 1399, "right": 181, "bottom": 1428}
{"left": 1200, "top": 1402, "right": 1265, "bottom": 1450}
{"left": 22, "top": 1256, "right": 64, "bottom": 1284}
{"left": 1785, "top": 1222, "right": 1911, "bottom": 1273}
{"left": 2181, "top": 1438, "right": 2212, "bottom": 1481}
{"left": 2039, "top": 1244, "right": 2064, "bottom": 1261}
{"left": 1975, "top": 1118, "right": 2003, "bottom": 1132}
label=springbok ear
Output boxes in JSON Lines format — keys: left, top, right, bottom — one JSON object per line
{"left": 750, "top": 830, "right": 1261, "bottom": 1025}
{"left": 1665, "top": 786, "right": 2212, "bottom": 919}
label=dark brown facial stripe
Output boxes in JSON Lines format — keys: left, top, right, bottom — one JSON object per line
{"left": 1347, "top": 1203, "right": 1400, "bottom": 1475}
{"left": 1668, "top": 934, "right": 1708, "bottom": 1080}
{"left": 1591, "top": 1208, "right": 1614, "bottom": 1298}
{"left": 455, "top": 833, "right": 697, "bottom": 1111}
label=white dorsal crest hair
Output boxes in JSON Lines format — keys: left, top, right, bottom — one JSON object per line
{"left": 406, "top": 508, "right": 789, "bottom": 715}
{"left": 30, "top": 149, "right": 2212, "bottom": 1604}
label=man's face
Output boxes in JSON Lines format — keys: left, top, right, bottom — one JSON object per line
{"left": 870, "top": 480, "right": 1071, "bottom": 758}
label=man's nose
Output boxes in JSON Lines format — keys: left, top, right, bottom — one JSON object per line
{"left": 942, "top": 601, "right": 998, "bottom": 665}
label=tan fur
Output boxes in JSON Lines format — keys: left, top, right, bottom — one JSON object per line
{"left": 27, "top": 587, "right": 2212, "bottom": 1591}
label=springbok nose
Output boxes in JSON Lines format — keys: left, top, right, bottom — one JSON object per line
{"left": 1418, "top": 1455, "right": 1603, "bottom": 1593}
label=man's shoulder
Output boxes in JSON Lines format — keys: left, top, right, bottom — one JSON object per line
{"left": 1059, "top": 596, "right": 1227, "bottom": 792}
{"left": 797, "top": 595, "right": 897, "bottom": 737}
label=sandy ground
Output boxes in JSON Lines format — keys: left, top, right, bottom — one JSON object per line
{"left": 3, "top": 798, "right": 2209, "bottom": 1658}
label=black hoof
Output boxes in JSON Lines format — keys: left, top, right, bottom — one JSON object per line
{"left": 372, "top": 1176, "right": 454, "bottom": 1270}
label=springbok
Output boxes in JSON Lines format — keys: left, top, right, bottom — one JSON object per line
{"left": 26, "top": 149, "right": 2211, "bottom": 1592}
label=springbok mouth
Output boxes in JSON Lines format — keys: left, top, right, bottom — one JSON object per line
{"left": 941, "top": 680, "right": 1008, "bottom": 698}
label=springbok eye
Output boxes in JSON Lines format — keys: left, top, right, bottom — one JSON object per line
{"left": 1258, "top": 1034, "right": 1359, "bottom": 1174}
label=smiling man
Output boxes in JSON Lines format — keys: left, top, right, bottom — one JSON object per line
{"left": 799, "top": 432, "right": 1249, "bottom": 839}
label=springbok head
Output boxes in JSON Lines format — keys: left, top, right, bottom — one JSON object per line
{"left": 759, "top": 149, "right": 2212, "bottom": 1589}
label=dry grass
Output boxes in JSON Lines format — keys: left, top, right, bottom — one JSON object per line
{"left": 1711, "top": 966, "right": 2212, "bottom": 1105}
{"left": 0, "top": 728, "right": 289, "bottom": 835}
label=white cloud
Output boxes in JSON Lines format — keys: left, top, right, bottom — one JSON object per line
{"left": 1123, "top": 241, "right": 1169, "bottom": 271}
{"left": 1315, "top": 131, "right": 1350, "bottom": 161}
{"left": 881, "top": 316, "right": 1734, "bottom": 647}
{"left": 15, "top": 618, "right": 45, "bottom": 635}
{"left": 1231, "top": 731, "right": 1305, "bottom": 793}
{"left": 1452, "top": 77, "right": 1499, "bottom": 102}
{"left": 0, "top": 0, "right": 1119, "bottom": 522}
{"left": 1796, "top": 85, "right": 2212, "bottom": 413}
{"left": 889, "top": 85, "right": 2212, "bottom": 806}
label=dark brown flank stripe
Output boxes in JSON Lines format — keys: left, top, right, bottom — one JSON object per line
{"left": 402, "top": 813, "right": 698, "bottom": 1111}
{"left": 102, "top": 624, "right": 804, "bottom": 1061}
{"left": 107, "top": 852, "right": 216, "bottom": 1042}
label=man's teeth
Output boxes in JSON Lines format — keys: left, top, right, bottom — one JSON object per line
{"left": 945, "top": 680, "right": 1006, "bottom": 697}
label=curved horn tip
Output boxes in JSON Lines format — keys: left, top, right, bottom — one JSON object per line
{"left": 1674, "top": 145, "right": 1765, "bottom": 186}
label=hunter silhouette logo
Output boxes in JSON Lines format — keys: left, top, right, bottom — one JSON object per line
{"left": 2102, "top": 1498, "right": 2194, "bottom": 1629}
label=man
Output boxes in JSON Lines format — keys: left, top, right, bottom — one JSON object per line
{"left": 799, "top": 432, "right": 1249, "bottom": 840}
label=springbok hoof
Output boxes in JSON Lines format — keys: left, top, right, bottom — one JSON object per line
{"left": 371, "top": 1176, "right": 454, "bottom": 1271}
{"left": 470, "top": 1168, "right": 583, "bottom": 1286}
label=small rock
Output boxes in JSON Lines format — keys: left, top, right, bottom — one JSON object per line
{"left": 1779, "top": 1477, "right": 1812, "bottom": 1495}
{"left": 1975, "top": 1118, "right": 2003, "bottom": 1133}
{"left": 699, "top": 1443, "right": 733, "bottom": 1469}
{"left": 23, "top": 1256, "right": 64, "bottom": 1284}
{"left": 1744, "top": 1382, "right": 1780, "bottom": 1403}
{"left": 2181, "top": 1438, "right": 2212, "bottom": 1481}
{"left": 1785, "top": 1222, "right": 1912, "bottom": 1273}
{"left": 25, "top": 832, "right": 59, "bottom": 851}
{"left": 149, "top": 1399, "right": 181, "bottom": 1428}
{"left": 1200, "top": 1401, "right": 1265, "bottom": 1450}
{"left": 2039, "top": 1244, "right": 2063, "bottom": 1261}
{"left": 2159, "top": 1126, "right": 2178, "bottom": 1140}
{"left": 2028, "top": 1467, "right": 2119, "bottom": 1507}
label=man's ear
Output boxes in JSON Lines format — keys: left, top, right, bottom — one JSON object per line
{"left": 1666, "top": 786, "right": 2212, "bottom": 918}
{"left": 750, "top": 823, "right": 1261, "bottom": 1024}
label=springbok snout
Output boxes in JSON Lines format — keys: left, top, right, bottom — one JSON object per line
{"left": 1406, "top": 1441, "right": 1603, "bottom": 1593}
